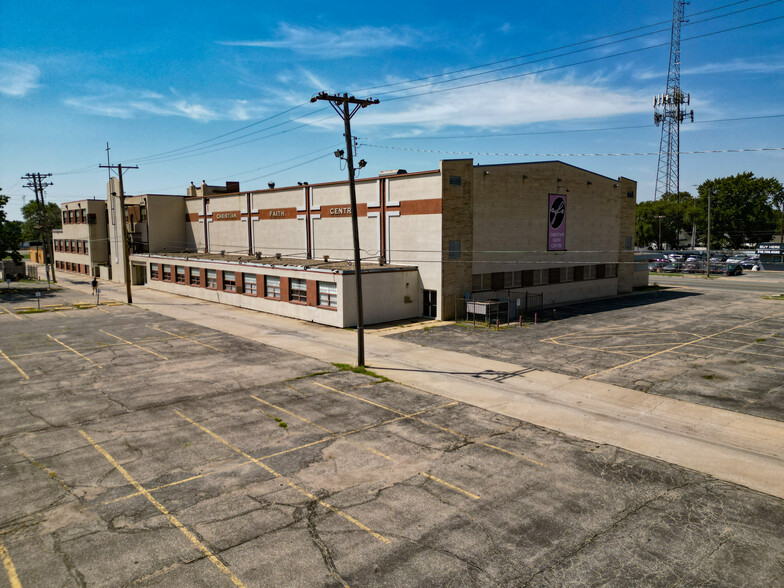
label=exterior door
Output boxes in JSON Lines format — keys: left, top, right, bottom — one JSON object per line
{"left": 423, "top": 289, "right": 437, "bottom": 318}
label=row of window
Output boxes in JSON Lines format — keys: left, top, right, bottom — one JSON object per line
{"left": 54, "top": 239, "right": 89, "bottom": 254}
{"left": 149, "top": 264, "right": 338, "bottom": 309}
{"left": 56, "top": 260, "right": 90, "bottom": 275}
{"left": 62, "top": 209, "right": 97, "bottom": 224}
{"left": 472, "top": 264, "right": 618, "bottom": 291}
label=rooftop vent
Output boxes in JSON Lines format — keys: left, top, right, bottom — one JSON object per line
{"left": 220, "top": 250, "right": 225, "bottom": 257}
{"left": 275, "top": 253, "right": 282, "bottom": 260}
{"left": 255, "top": 251, "right": 262, "bottom": 259}
{"left": 323, "top": 255, "right": 329, "bottom": 262}
{"left": 379, "top": 169, "right": 407, "bottom": 177}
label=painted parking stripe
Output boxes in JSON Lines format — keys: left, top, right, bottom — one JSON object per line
{"left": 420, "top": 472, "right": 479, "bottom": 500}
{"left": 174, "top": 409, "right": 390, "bottom": 545}
{"left": 0, "top": 305, "right": 23, "bottom": 320}
{"left": 0, "top": 543, "right": 22, "bottom": 588}
{"left": 0, "top": 349, "right": 29, "bottom": 380}
{"left": 99, "top": 330, "right": 168, "bottom": 360}
{"left": 47, "top": 334, "right": 103, "bottom": 368}
{"left": 79, "top": 430, "right": 246, "bottom": 587}
{"left": 315, "top": 383, "right": 546, "bottom": 467}
{"left": 148, "top": 326, "right": 225, "bottom": 353}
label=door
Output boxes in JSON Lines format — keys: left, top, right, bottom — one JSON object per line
{"left": 423, "top": 289, "right": 437, "bottom": 318}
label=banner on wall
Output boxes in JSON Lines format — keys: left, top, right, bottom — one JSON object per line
{"left": 548, "top": 194, "right": 566, "bottom": 251}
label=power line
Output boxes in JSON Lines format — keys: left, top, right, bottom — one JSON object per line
{"left": 359, "top": 144, "right": 784, "bottom": 157}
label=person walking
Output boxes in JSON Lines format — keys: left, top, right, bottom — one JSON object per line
{"left": 91, "top": 277, "right": 98, "bottom": 295}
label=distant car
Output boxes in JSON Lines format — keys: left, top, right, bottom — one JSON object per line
{"left": 740, "top": 259, "right": 758, "bottom": 270}
{"left": 710, "top": 255, "right": 727, "bottom": 262}
{"left": 662, "top": 263, "right": 683, "bottom": 273}
{"left": 727, "top": 254, "right": 749, "bottom": 264}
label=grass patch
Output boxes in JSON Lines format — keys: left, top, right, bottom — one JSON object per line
{"left": 332, "top": 362, "right": 391, "bottom": 382}
{"left": 17, "top": 308, "right": 48, "bottom": 314}
{"left": 756, "top": 338, "right": 767, "bottom": 343}
{"left": 763, "top": 294, "right": 784, "bottom": 301}
{"left": 289, "top": 370, "right": 333, "bottom": 381}
{"left": 701, "top": 374, "right": 715, "bottom": 380}
{"left": 273, "top": 417, "right": 288, "bottom": 429}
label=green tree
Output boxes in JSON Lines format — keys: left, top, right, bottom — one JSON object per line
{"left": 21, "top": 200, "right": 62, "bottom": 243}
{"left": 696, "top": 173, "right": 781, "bottom": 250}
{"left": 636, "top": 191, "right": 696, "bottom": 250}
{"left": 0, "top": 192, "right": 23, "bottom": 263}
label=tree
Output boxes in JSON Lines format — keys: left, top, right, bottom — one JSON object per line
{"left": 636, "top": 191, "right": 696, "bottom": 250}
{"left": 695, "top": 173, "right": 781, "bottom": 250}
{"left": 0, "top": 191, "right": 23, "bottom": 263}
{"left": 21, "top": 200, "right": 61, "bottom": 243}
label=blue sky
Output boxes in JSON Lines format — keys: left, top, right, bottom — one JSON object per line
{"left": 2, "top": 0, "right": 783, "bottom": 221}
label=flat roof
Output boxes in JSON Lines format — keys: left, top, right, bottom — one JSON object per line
{"left": 132, "top": 251, "right": 416, "bottom": 274}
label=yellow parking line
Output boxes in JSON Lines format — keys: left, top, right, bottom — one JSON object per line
{"left": 0, "top": 543, "right": 22, "bottom": 588}
{"left": 420, "top": 472, "right": 479, "bottom": 500}
{"left": 315, "top": 383, "right": 545, "bottom": 467}
{"left": 173, "top": 410, "right": 390, "bottom": 544}
{"left": 109, "top": 402, "right": 460, "bottom": 505}
{"left": 545, "top": 340, "right": 643, "bottom": 357}
{"left": 689, "top": 343, "right": 784, "bottom": 360}
{"left": 149, "top": 326, "right": 225, "bottom": 353}
{"left": 480, "top": 443, "right": 547, "bottom": 467}
{"left": 0, "top": 349, "right": 29, "bottom": 380}
{"left": 99, "top": 330, "right": 168, "bottom": 360}
{"left": 47, "top": 335, "right": 103, "bottom": 368}
{"left": 0, "top": 305, "right": 23, "bottom": 320}
{"left": 584, "top": 311, "right": 784, "bottom": 379}
{"left": 79, "top": 430, "right": 246, "bottom": 587}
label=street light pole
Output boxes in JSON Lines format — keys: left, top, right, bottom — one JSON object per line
{"left": 706, "top": 191, "right": 711, "bottom": 278}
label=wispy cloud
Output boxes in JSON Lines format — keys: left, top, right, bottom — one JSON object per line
{"left": 0, "top": 61, "right": 40, "bottom": 97}
{"left": 636, "top": 58, "right": 784, "bottom": 80}
{"left": 356, "top": 75, "right": 651, "bottom": 131}
{"left": 217, "top": 23, "right": 423, "bottom": 57}
{"left": 64, "top": 85, "right": 270, "bottom": 121}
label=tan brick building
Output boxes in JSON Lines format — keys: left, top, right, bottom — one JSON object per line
{"left": 127, "top": 159, "right": 642, "bottom": 326}
{"left": 52, "top": 199, "right": 108, "bottom": 277}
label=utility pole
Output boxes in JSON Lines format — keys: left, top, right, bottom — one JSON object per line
{"left": 99, "top": 163, "right": 138, "bottom": 303}
{"left": 22, "top": 172, "right": 56, "bottom": 287}
{"left": 311, "top": 92, "right": 379, "bottom": 367}
{"left": 706, "top": 190, "right": 712, "bottom": 278}
{"left": 656, "top": 215, "right": 665, "bottom": 252}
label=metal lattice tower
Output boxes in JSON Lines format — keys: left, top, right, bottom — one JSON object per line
{"left": 653, "top": 0, "right": 694, "bottom": 201}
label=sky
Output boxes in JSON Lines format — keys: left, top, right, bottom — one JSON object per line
{"left": 1, "top": 0, "right": 783, "bottom": 221}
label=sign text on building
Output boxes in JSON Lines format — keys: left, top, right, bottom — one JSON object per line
{"left": 214, "top": 211, "right": 239, "bottom": 221}
{"left": 547, "top": 194, "right": 566, "bottom": 251}
{"left": 329, "top": 207, "right": 352, "bottom": 216}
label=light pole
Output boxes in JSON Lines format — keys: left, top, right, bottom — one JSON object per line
{"left": 656, "top": 215, "right": 665, "bottom": 252}
{"left": 706, "top": 190, "right": 711, "bottom": 278}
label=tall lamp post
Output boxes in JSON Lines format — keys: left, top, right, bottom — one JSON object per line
{"left": 706, "top": 190, "right": 711, "bottom": 278}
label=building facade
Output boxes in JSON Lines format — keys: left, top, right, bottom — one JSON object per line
{"left": 52, "top": 199, "right": 108, "bottom": 277}
{"left": 128, "top": 159, "right": 641, "bottom": 325}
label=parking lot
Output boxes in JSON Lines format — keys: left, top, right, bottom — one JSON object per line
{"left": 1, "top": 286, "right": 783, "bottom": 586}
{"left": 394, "top": 284, "right": 784, "bottom": 422}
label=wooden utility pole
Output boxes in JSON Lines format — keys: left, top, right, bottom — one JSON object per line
{"left": 22, "top": 172, "right": 56, "bottom": 286}
{"left": 310, "top": 92, "right": 378, "bottom": 367}
{"left": 99, "top": 163, "right": 138, "bottom": 303}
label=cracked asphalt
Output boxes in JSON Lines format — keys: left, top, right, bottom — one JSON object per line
{"left": 1, "top": 287, "right": 783, "bottom": 586}
{"left": 392, "top": 286, "right": 784, "bottom": 421}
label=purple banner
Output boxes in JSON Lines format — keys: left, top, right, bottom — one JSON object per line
{"left": 548, "top": 194, "right": 566, "bottom": 251}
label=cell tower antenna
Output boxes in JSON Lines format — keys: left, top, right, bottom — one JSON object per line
{"left": 653, "top": 0, "right": 694, "bottom": 203}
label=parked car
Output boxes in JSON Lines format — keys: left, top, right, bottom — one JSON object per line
{"left": 727, "top": 253, "right": 750, "bottom": 264}
{"left": 662, "top": 262, "right": 683, "bottom": 273}
{"left": 726, "top": 263, "right": 743, "bottom": 276}
{"left": 740, "top": 258, "right": 759, "bottom": 270}
{"left": 682, "top": 262, "right": 703, "bottom": 274}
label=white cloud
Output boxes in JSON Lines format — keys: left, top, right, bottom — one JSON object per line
{"left": 357, "top": 76, "right": 652, "bottom": 131}
{"left": 0, "top": 61, "right": 40, "bottom": 97}
{"left": 682, "top": 58, "right": 784, "bottom": 76}
{"left": 64, "top": 86, "right": 269, "bottom": 121}
{"left": 217, "top": 23, "right": 422, "bottom": 57}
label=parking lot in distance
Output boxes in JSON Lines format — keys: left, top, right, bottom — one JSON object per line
{"left": 0, "top": 285, "right": 783, "bottom": 586}
{"left": 393, "top": 283, "right": 784, "bottom": 422}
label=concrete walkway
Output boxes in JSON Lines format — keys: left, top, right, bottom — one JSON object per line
{"left": 54, "top": 275, "right": 784, "bottom": 500}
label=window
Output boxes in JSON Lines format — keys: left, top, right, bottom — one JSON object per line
{"left": 243, "top": 274, "right": 257, "bottom": 295}
{"left": 605, "top": 264, "right": 618, "bottom": 278}
{"left": 584, "top": 265, "right": 597, "bottom": 280}
{"left": 471, "top": 273, "right": 493, "bottom": 291}
{"left": 206, "top": 269, "right": 217, "bottom": 289}
{"left": 290, "top": 278, "right": 307, "bottom": 302}
{"left": 560, "top": 267, "right": 574, "bottom": 282}
{"left": 62, "top": 211, "right": 68, "bottom": 224}
{"left": 150, "top": 263, "right": 159, "bottom": 279}
{"left": 83, "top": 241, "right": 88, "bottom": 254}
{"left": 448, "top": 240, "right": 461, "bottom": 259}
{"left": 68, "top": 210, "right": 74, "bottom": 223}
{"left": 162, "top": 264, "right": 172, "bottom": 281}
{"left": 318, "top": 281, "right": 337, "bottom": 307}
{"left": 76, "top": 241, "right": 82, "bottom": 254}
{"left": 175, "top": 266, "right": 186, "bottom": 284}
{"left": 223, "top": 271, "right": 236, "bottom": 292}
{"left": 531, "top": 269, "right": 549, "bottom": 286}
{"left": 625, "top": 236, "right": 633, "bottom": 250}
{"left": 265, "top": 276, "right": 280, "bottom": 298}
{"left": 504, "top": 271, "right": 522, "bottom": 289}
{"left": 80, "top": 209, "right": 86, "bottom": 222}
{"left": 189, "top": 267, "right": 201, "bottom": 286}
